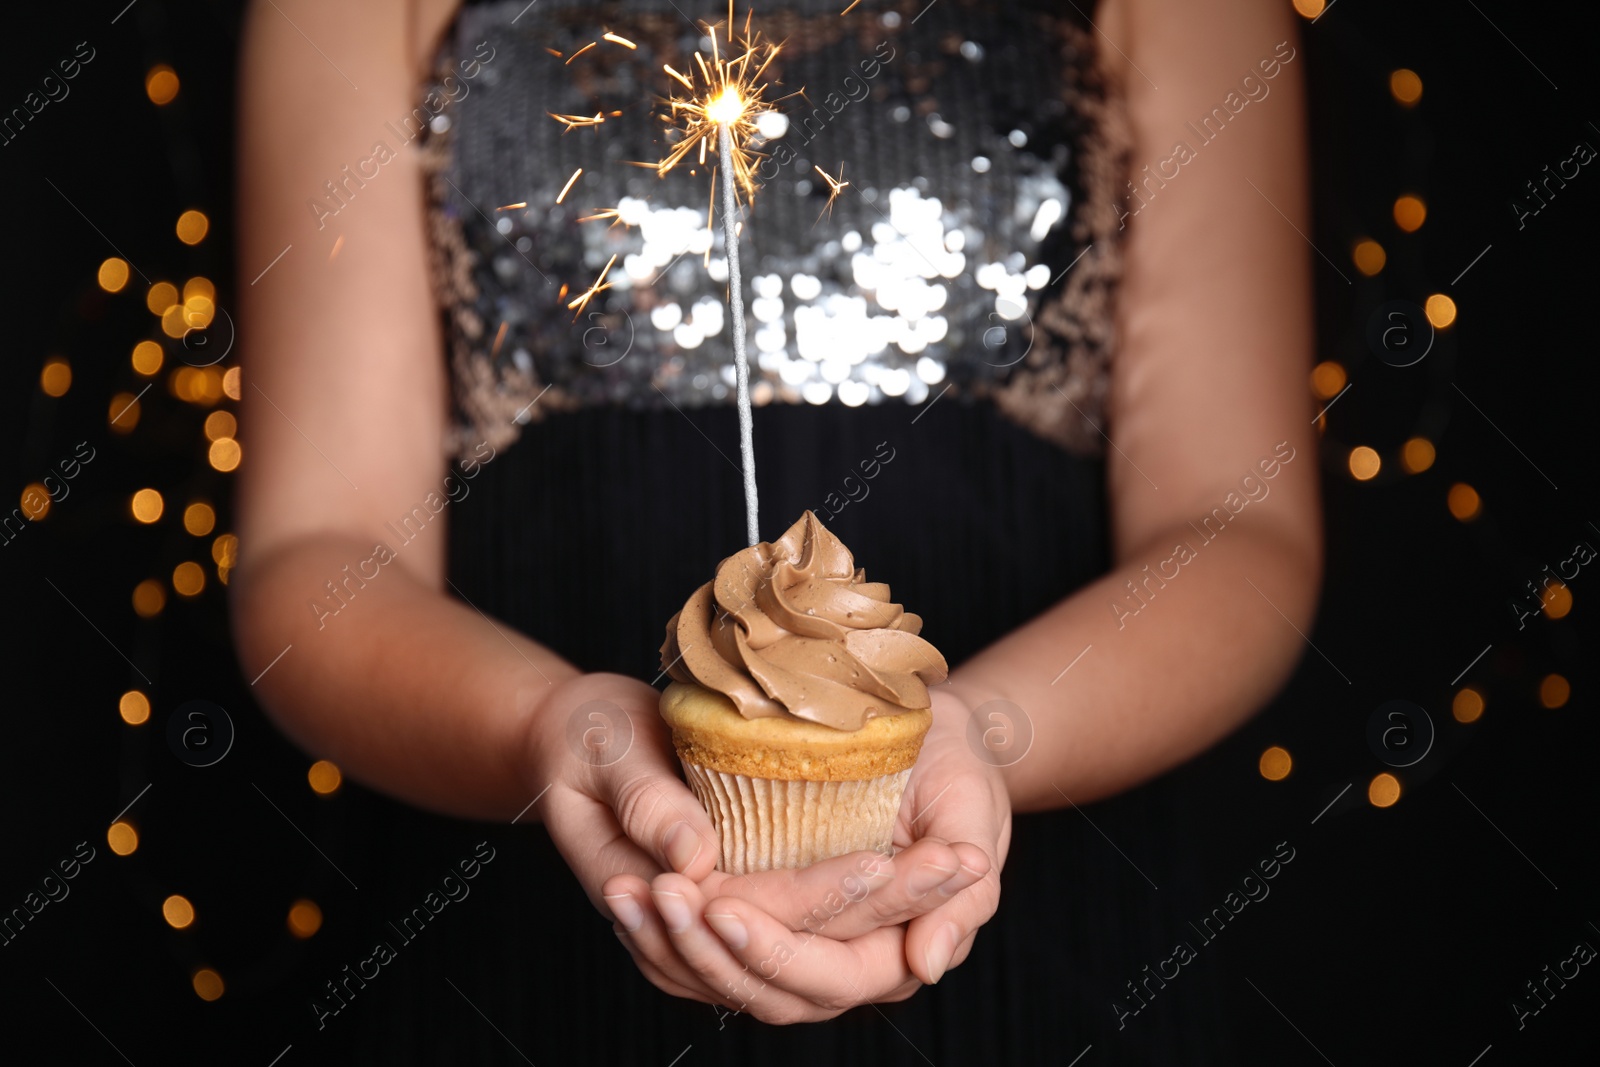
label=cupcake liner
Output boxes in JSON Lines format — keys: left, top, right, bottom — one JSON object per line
{"left": 679, "top": 762, "right": 913, "bottom": 875}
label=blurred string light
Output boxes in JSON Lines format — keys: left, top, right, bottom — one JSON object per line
{"left": 147, "top": 281, "right": 178, "bottom": 315}
{"left": 173, "top": 561, "right": 206, "bottom": 598}
{"left": 119, "top": 690, "right": 151, "bottom": 725}
{"left": 132, "top": 340, "right": 164, "bottom": 375}
{"left": 163, "top": 894, "right": 196, "bottom": 929}
{"left": 1447, "top": 482, "right": 1481, "bottom": 521}
{"left": 192, "top": 969, "right": 224, "bottom": 1002}
{"left": 184, "top": 502, "right": 216, "bottom": 536}
{"left": 1425, "top": 293, "right": 1456, "bottom": 328}
{"left": 1401, "top": 437, "right": 1435, "bottom": 473}
{"left": 1368, "top": 773, "right": 1401, "bottom": 808}
{"left": 176, "top": 210, "right": 209, "bottom": 245}
{"left": 1310, "top": 360, "right": 1346, "bottom": 399}
{"left": 133, "top": 578, "right": 166, "bottom": 618}
{"left": 1393, "top": 194, "right": 1426, "bottom": 233}
{"left": 21, "top": 484, "right": 49, "bottom": 520}
{"left": 40, "top": 358, "right": 71, "bottom": 397}
{"left": 1540, "top": 582, "right": 1572, "bottom": 619}
{"left": 1258, "top": 746, "right": 1292, "bottom": 781}
{"left": 204, "top": 411, "right": 236, "bottom": 440}
{"left": 287, "top": 900, "right": 323, "bottom": 939}
{"left": 98, "top": 257, "right": 130, "bottom": 292}
{"left": 222, "top": 367, "right": 242, "bottom": 400}
{"left": 1291, "top": 0, "right": 1324, "bottom": 18}
{"left": 1351, "top": 238, "right": 1385, "bottom": 276}
{"left": 308, "top": 760, "right": 343, "bottom": 795}
{"left": 107, "top": 821, "right": 139, "bottom": 856}
{"left": 109, "top": 392, "right": 142, "bottom": 433}
{"left": 209, "top": 437, "right": 242, "bottom": 472}
{"left": 1452, "top": 687, "right": 1485, "bottom": 723}
{"left": 1348, "top": 446, "right": 1381, "bottom": 481}
{"left": 132, "top": 488, "right": 164, "bottom": 523}
{"left": 1390, "top": 68, "right": 1423, "bottom": 106}
{"left": 1539, "top": 674, "right": 1571, "bottom": 708}
{"left": 146, "top": 65, "right": 179, "bottom": 105}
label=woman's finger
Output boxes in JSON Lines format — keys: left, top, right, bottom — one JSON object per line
{"left": 602, "top": 874, "right": 726, "bottom": 1001}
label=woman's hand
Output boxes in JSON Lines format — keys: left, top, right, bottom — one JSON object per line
{"left": 599, "top": 683, "right": 1012, "bottom": 1023}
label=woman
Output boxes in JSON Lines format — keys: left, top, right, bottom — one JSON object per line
{"left": 234, "top": 0, "right": 1319, "bottom": 1059}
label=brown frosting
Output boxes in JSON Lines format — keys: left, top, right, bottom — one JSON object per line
{"left": 660, "top": 511, "right": 949, "bottom": 731}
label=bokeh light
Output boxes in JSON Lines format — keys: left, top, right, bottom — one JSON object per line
{"left": 288, "top": 900, "right": 324, "bottom": 939}
{"left": 308, "top": 760, "right": 343, "bottom": 795}
{"left": 161, "top": 303, "right": 190, "bottom": 339}
{"left": 176, "top": 210, "right": 210, "bottom": 245}
{"left": 192, "top": 969, "right": 224, "bottom": 1002}
{"left": 107, "top": 821, "right": 139, "bottom": 856}
{"left": 1348, "top": 446, "right": 1381, "bottom": 481}
{"left": 204, "top": 411, "right": 237, "bottom": 441}
{"left": 41, "top": 359, "right": 71, "bottom": 397}
{"left": 1425, "top": 293, "right": 1457, "bottom": 328}
{"left": 163, "top": 894, "right": 196, "bottom": 929}
{"left": 1452, "top": 687, "right": 1485, "bottom": 723}
{"left": 98, "top": 258, "right": 130, "bottom": 292}
{"left": 1291, "top": 0, "right": 1324, "bottom": 18}
{"left": 184, "top": 277, "right": 215, "bottom": 302}
{"left": 209, "top": 437, "right": 242, "bottom": 472}
{"left": 119, "top": 690, "right": 151, "bottom": 725}
{"left": 147, "top": 281, "right": 179, "bottom": 315}
{"left": 133, "top": 579, "right": 167, "bottom": 618}
{"left": 110, "top": 392, "right": 142, "bottom": 433}
{"left": 1539, "top": 674, "right": 1571, "bottom": 708}
{"left": 1401, "top": 437, "right": 1435, "bottom": 473}
{"left": 1393, "top": 195, "right": 1427, "bottom": 233}
{"left": 1352, "top": 239, "right": 1386, "bottom": 276}
{"left": 131, "top": 488, "right": 164, "bottom": 524}
{"left": 1541, "top": 583, "right": 1572, "bottom": 619}
{"left": 1447, "top": 483, "right": 1481, "bottom": 521}
{"left": 213, "top": 533, "right": 239, "bottom": 567}
{"left": 1310, "top": 361, "right": 1346, "bottom": 399}
{"left": 1258, "top": 746, "right": 1292, "bottom": 781}
{"left": 1390, "top": 68, "right": 1423, "bottom": 105}
{"left": 183, "top": 503, "right": 216, "bottom": 536}
{"left": 222, "top": 367, "right": 242, "bottom": 400}
{"left": 173, "top": 562, "right": 206, "bottom": 598}
{"left": 1368, "top": 773, "right": 1401, "bottom": 808}
{"left": 20, "top": 484, "right": 49, "bottom": 520}
{"left": 132, "top": 340, "right": 164, "bottom": 376}
{"left": 146, "top": 65, "right": 179, "bottom": 105}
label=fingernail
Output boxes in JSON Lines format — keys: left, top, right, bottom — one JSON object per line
{"left": 908, "top": 862, "right": 958, "bottom": 898}
{"left": 603, "top": 893, "right": 643, "bottom": 933}
{"left": 651, "top": 889, "right": 692, "bottom": 934}
{"left": 705, "top": 912, "right": 749, "bottom": 950}
{"left": 925, "top": 921, "right": 959, "bottom": 984}
{"left": 664, "top": 821, "right": 704, "bottom": 873}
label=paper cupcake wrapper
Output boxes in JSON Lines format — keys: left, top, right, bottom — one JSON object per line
{"left": 679, "top": 762, "right": 913, "bottom": 875}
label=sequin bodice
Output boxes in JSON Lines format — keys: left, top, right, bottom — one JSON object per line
{"left": 423, "top": 0, "right": 1127, "bottom": 459}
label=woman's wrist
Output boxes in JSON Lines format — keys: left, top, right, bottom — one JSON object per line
{"left": 516, "top": 670, "right": 665, "bottom": 807}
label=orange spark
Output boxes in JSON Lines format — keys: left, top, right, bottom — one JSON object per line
{"left": 556, "top": 167, "right": 584, "bottom": 204}
{"left": 565, "top": 41, "right": 597, "bottom": 64}
{"left": 497, "top": 201, "right": 528, "bottom": 211}
{"left": 566, "top": 253, "right": 618, "bottom": 319}
{"left": 602, "top": 32, "right": 637, "bottom": 50}
{"left": 490, "top": 320, "right": 509, "bottom": 359}
{"left": 812, "top": 162, "right": 849, "bottom": 225}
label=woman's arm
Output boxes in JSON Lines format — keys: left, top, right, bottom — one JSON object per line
{"left": 950, "top": 0, "right": 1322, "bottom": 811}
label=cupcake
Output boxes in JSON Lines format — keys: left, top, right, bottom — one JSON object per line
{"left": 659, "top": 511, "right": 948, "bottom": 874}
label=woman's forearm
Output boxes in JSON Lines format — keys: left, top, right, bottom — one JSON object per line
{"left": 232, "top": 533, "right": 575, "bottom": 821}
{"left": 951, "top": 500, "right": 1320, "bottom": 812}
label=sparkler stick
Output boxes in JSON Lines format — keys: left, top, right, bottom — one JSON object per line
{"left": 718, "top": 121, "right": 759, "bottom": 545}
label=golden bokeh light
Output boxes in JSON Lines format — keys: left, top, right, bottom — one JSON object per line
{"left": 21, "top": 483, "right": 50, "bottom": 520}
{"left": 1390, "top": 69, "right": 1423, "bottom": 105}
{"left": 132, "top": 340, "right": 164, "bottom": 376}
{"left": 107, "top": 821, "right": 139, "bottom": 856}
{"left": 133, "top": 578, "right": 167, "bottom": 618}
{"left": 131, "top": 488, "right": 164, "bottom": 524}
{"left": 183, "top": 502, "right": 216, "bottom": 536}
{"left": 209, "top": 437, "right": 242, "bottom": 472}
{"left": 146, "top": 65, "right": 179, "bottom": 105}
{"left": 1258, "top": 746, "right": 1292, "bottom": 781}
{"left": 1539, "top": 674, "right": 1571, "bottom": 708}
{"left": 222, "top": 366, "right": 242, "bottom": 400}
{"left": 1401, "top": 437, "right": 1435, "bottom": 473}
{"left": 41, "top": 359, "right": 71, "bottom": 397}
{"left": 192, "top": 969, "right": 224, "bottom": 1002}
{"left": 288, "top": 899, "right": 324, "bottom": 939}
{"left": 161, "top": 303, "right": 190, "bottom": 339}
{"left": 184, "top": 296, "right": 215, "bottom": 330}
{"left": 1291, "top": 0, "right": 1325, "bottom": 18}
{"left": 1541, "top": 582, "right": 1572, "bottom": 619}
{"left": 1447, "top": 483, "right": 1481, "bottom": 521}
{"left": 1348, "top": 446, "right": 1381, "bottom": 481}
{"left": 204, "top": 411, "right": 237, "bottom": 441}
{"left": 212, "top": 533, "right": 239, "bottom": 567}
{"left": 1393, "top": 195, "right": 1427, "bottom": 232}
{"left": 1368, "top": 772, "right": 1401, "bottom": 808}
{"left": 110, "top": 392, "right": 142, "bottom": 433}
{"left": 176, "top": 210, "right": 210, "bottom": 245}
{"left": 98, "top": 257, "right": 130, "bottom": 292}
{"left": 173, "top": 561, "right": 206, "bottom": 597}
{"left": 119, "top": 690, "right": 151, "bottom": 725}
{"left": 308, "top": 760, "right": 343, "bottom": 795}
{"left": 1425, "top": 293, "right": 1457, "bottom": 328}
{"left": 184, "top": 277, "right": 215, "bottom": 302}
{"left": 1352, "top": 239, "right": 1386, "bottom": 276}
{"left": 1310, "top": 361, "right": 1346, "bottom": 399}
{"left": 1452, "top": 687, "right": 1485, "bottom": 723}
{"left": 163, "top": 894, "right": 196, "bottom": 929}
{"left": 147, "top": 281, "right": 179, "bottom": 315}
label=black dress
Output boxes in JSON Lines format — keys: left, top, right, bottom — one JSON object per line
{"left": 326, "top": 1, "right": 1238, "bottom": 1061}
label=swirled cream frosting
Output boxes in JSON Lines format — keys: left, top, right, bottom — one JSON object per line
{"left": 661, "top": 511, "right": 949, "bottom": 731}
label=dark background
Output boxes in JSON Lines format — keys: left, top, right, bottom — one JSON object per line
{"left": 2, "top": 1, "right": 1595, "bottom": 1063}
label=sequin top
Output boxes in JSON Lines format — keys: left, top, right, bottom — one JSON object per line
{"left": 422, "top": 0, "right": 1128, "bottom": 461}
